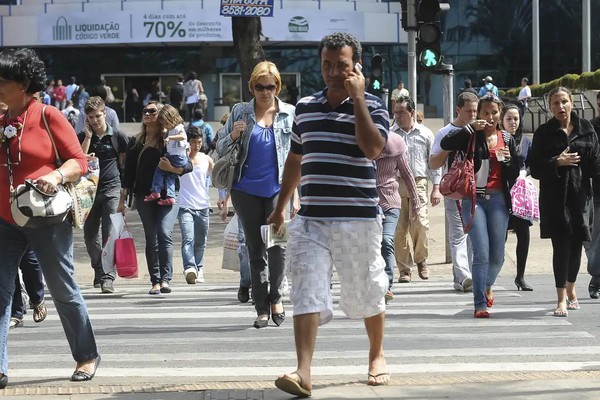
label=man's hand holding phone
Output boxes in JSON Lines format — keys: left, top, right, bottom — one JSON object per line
{"left": 345, "top": 62, "right": 365, "bottom": 99}
{"left": 84, "top": 121, "right": 93, "bottom": 139}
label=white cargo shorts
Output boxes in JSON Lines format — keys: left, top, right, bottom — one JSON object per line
{"left": 285, "top": 215, "right": 387, "bottom": 325}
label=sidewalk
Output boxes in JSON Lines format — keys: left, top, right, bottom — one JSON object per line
{"left": 4, "top": 375, "right": 600, "bottom": 399}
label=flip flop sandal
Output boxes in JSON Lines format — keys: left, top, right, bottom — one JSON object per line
{"left": 553, "top": 308, "right": 568, "bottom": 317}
{"left": 275, "top": 372, "right": 311, "bottom": 398}
{"left": 32, "top": 300, "right": 47, "bottom": 323}
{"left": 567, "top": 299, "right": 580, "bottom": 310}
{"left": 367, "top": 372, "right": 390, "bottom": 386}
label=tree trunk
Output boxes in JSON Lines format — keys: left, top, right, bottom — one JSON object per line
{"left": 232, "top": 17, "right": 265, "bottom": 102}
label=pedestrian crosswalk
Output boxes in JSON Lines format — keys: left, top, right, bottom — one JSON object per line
{"left": 6, "top": 280, "right": 598, "bottom": 382}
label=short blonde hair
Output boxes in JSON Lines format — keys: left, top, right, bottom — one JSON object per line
{"left": 248, "top": 61, "right": 281, "bottom": 96}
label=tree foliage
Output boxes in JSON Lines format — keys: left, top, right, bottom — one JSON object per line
{"left": 232, "top": 17, "right": 265, "bottom": 101}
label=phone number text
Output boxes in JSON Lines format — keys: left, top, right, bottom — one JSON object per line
{"left": 220, "top": 5, "right": 273, "bottom": 17}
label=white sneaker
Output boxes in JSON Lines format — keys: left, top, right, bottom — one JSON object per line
{"left": 195, "top": 268, "right": 205, "bottom": 283}
{"left": 184, "top": 268, "right": 197, "bottom": 284}
{"left": 462, "top": 277, "right": 473, "bottom": 292}
{"left": 454, "top": 277, "right": 473, "bottom": 292}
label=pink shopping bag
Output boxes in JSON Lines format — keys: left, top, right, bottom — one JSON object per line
{"left": 115, "top": 223, "right": 138, "bottom": 279}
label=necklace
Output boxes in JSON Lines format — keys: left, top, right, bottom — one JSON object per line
{"left": 0, "top": 109, "right": 28, "bottom": 167}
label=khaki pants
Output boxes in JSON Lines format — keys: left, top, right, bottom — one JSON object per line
{"left": 394, "top": 177, "right": 429, "bottom": 274}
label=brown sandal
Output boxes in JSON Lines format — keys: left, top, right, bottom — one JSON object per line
{"left": 32, "top": 300, "right": 47, "bottom": 323}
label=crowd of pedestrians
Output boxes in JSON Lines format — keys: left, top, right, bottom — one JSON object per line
{"left": 1, "top": 33, "right": 600, "bottom": 398}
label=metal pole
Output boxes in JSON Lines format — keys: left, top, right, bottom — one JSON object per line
{"left": 442, "top": 63, "right": 454, "bottom": 263}
{"left": 583, "top": 0, "right": 591, "bottom": 72}
{"left": 407, "top": 0, "right": 418, "bottom": 109}
{"left": 532, "top": 0, "right": 540, "bottom": 84}
{"left": 442, "top": 64, "right": 454, "bottom": 126}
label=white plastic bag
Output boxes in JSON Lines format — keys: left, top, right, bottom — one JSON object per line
{"left": 222, "top": 214, "right": 240, "bottom": 271}
{"left": 102, "top": 212, "right": 126, "bottom": 274}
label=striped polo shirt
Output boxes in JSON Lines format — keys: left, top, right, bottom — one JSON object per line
{"left": 290, "top": 89, "right": 389, "bottom": 219}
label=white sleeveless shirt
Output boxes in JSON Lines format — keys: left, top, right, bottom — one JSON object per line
{"left": 179, "top": 155, "right": 210, "bottom": 210}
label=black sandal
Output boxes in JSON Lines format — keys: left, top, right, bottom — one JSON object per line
{"left": 32, "top": 300, "right": 47, "bottom": 323}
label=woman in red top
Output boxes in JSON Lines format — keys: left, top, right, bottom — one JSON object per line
{"left": 441, "top": 95, "right": 520, "bottom": 318}
{"left": 53, "top": 79, "right": 66, "bottom": 110}
{"left": 0, "top": 48, "right": 99, "bottom": 389}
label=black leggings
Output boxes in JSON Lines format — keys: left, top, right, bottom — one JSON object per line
{"left": 550, "top": 233, "right": 583, "bottom": 288}
{"left": 509, "top": 216, "right": 530, "bottom": 278}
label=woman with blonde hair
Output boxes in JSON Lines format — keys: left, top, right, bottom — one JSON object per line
{"left": 217, "top": 61, "right": 297, "bottom": 328}
{"left": 530, "top": 87, "right": 600, "bottom": 316}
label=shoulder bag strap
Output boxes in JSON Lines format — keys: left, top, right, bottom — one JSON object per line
{"left": 41, "top": 106, "right": 63, "bottom": 167}
{"left": 458, "top": 131, "right": 477, "bottom": 234}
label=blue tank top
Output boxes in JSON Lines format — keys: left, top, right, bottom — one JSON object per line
{"left": 232, "top": 123, "right": 280, "bottom": 198}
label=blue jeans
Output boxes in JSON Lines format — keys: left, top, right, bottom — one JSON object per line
{"left": 0, "top": 219, "right": 98, "bottom": 375}
{"left": 11, "top": 250, "right": 45, "bottom": 320}
{"left": 151, "top": 154, "right": 187, "bottom": 199}
{"left": 135, "top": 193, "right": 179, "bottom": 285}
{"left": 381, "top": 208, "right": 400, "bottom": 288}
{"left": 237, "top": 222, "right": 251, "bottom": 288}
{"left": 84, "top": 184, "right": 119, "bottom": 283}
{"left": 178, "top": 207, "right": 210, "bottom": 271}
{"left": 462, "top": 192, "right": 509, "bottom": 310}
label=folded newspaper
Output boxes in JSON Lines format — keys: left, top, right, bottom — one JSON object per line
{"left": 260, "top": 221, "right": 290, "bottom": 248}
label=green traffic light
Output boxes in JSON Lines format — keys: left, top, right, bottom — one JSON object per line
{"left": 420, "top": 49, "right": 440, "bottom": 68}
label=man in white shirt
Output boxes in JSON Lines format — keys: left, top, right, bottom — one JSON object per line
{"left": 391, "top": 96, "right": 442, "bottom": 283}
{"left": 517, "top": 77, "right": 531, "bottom": 116}
{"left": 390, "top": 81, "right": 409, "bottom": 110}
{"left": 430, "top": 92, "right": 479, "bottom": 292}
{"left": 65, "top": 76, "right": 79, "bottom": 102}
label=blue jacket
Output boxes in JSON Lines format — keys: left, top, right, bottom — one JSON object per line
{"left": 216, "top": 97, "right": 295, "bottom": 184}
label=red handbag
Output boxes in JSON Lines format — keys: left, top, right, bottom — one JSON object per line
{"left": 439, "top": 131, "right": 477, "bottom": 233}
{"left": 114, "top": 221, "right": 139, "bottom": 279}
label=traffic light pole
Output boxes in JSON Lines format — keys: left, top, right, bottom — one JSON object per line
{"left": 406, "top": 0, "right": 418, "bottom": 110}
{"left": 441, "top": 63, "right": 454, "bottom": 126}
{"left": 441, "top": 62, "right": 454, "bottom": 264}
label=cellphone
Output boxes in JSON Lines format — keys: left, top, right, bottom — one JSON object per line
{"left": 355, "top": 63, "right": 362, "bottom": 73}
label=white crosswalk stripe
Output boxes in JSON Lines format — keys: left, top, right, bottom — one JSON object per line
{"left": 6, "top": 281, "right": 593, "bottom": 381}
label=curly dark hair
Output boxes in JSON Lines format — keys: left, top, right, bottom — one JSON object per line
{"left": 318, "top": 32, "right": 362, "bottom": 63}
{"left": 0, "top": 48, "right": 46, "bottom": 94}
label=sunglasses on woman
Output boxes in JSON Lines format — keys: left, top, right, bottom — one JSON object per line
{"left": 254, "top": 84, "right": 276, "bottom": 92}
{"left": 142, "top": 108, "right": 157, "bottom": 115}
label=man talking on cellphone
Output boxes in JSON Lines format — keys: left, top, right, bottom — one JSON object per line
{"left": 268, "top": 32, "right": 390, "bottom": 397}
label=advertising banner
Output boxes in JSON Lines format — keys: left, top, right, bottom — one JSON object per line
{"left": 38, "top": 9, "right": 366, "bottom": 45}
{"left": 39, "top": 11, "right": 233, "bottom": 44}
{"left": 220, "top": 0, "right": 274, "bottom": 17}
{"left": 133, "top": 11, "right": 232, "bottom": 42}
{"left": 261, "top": 10, "right": 364, "bottom": 42}
{"left": 42, "top": 14, "right": 129, "bottom": 44}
